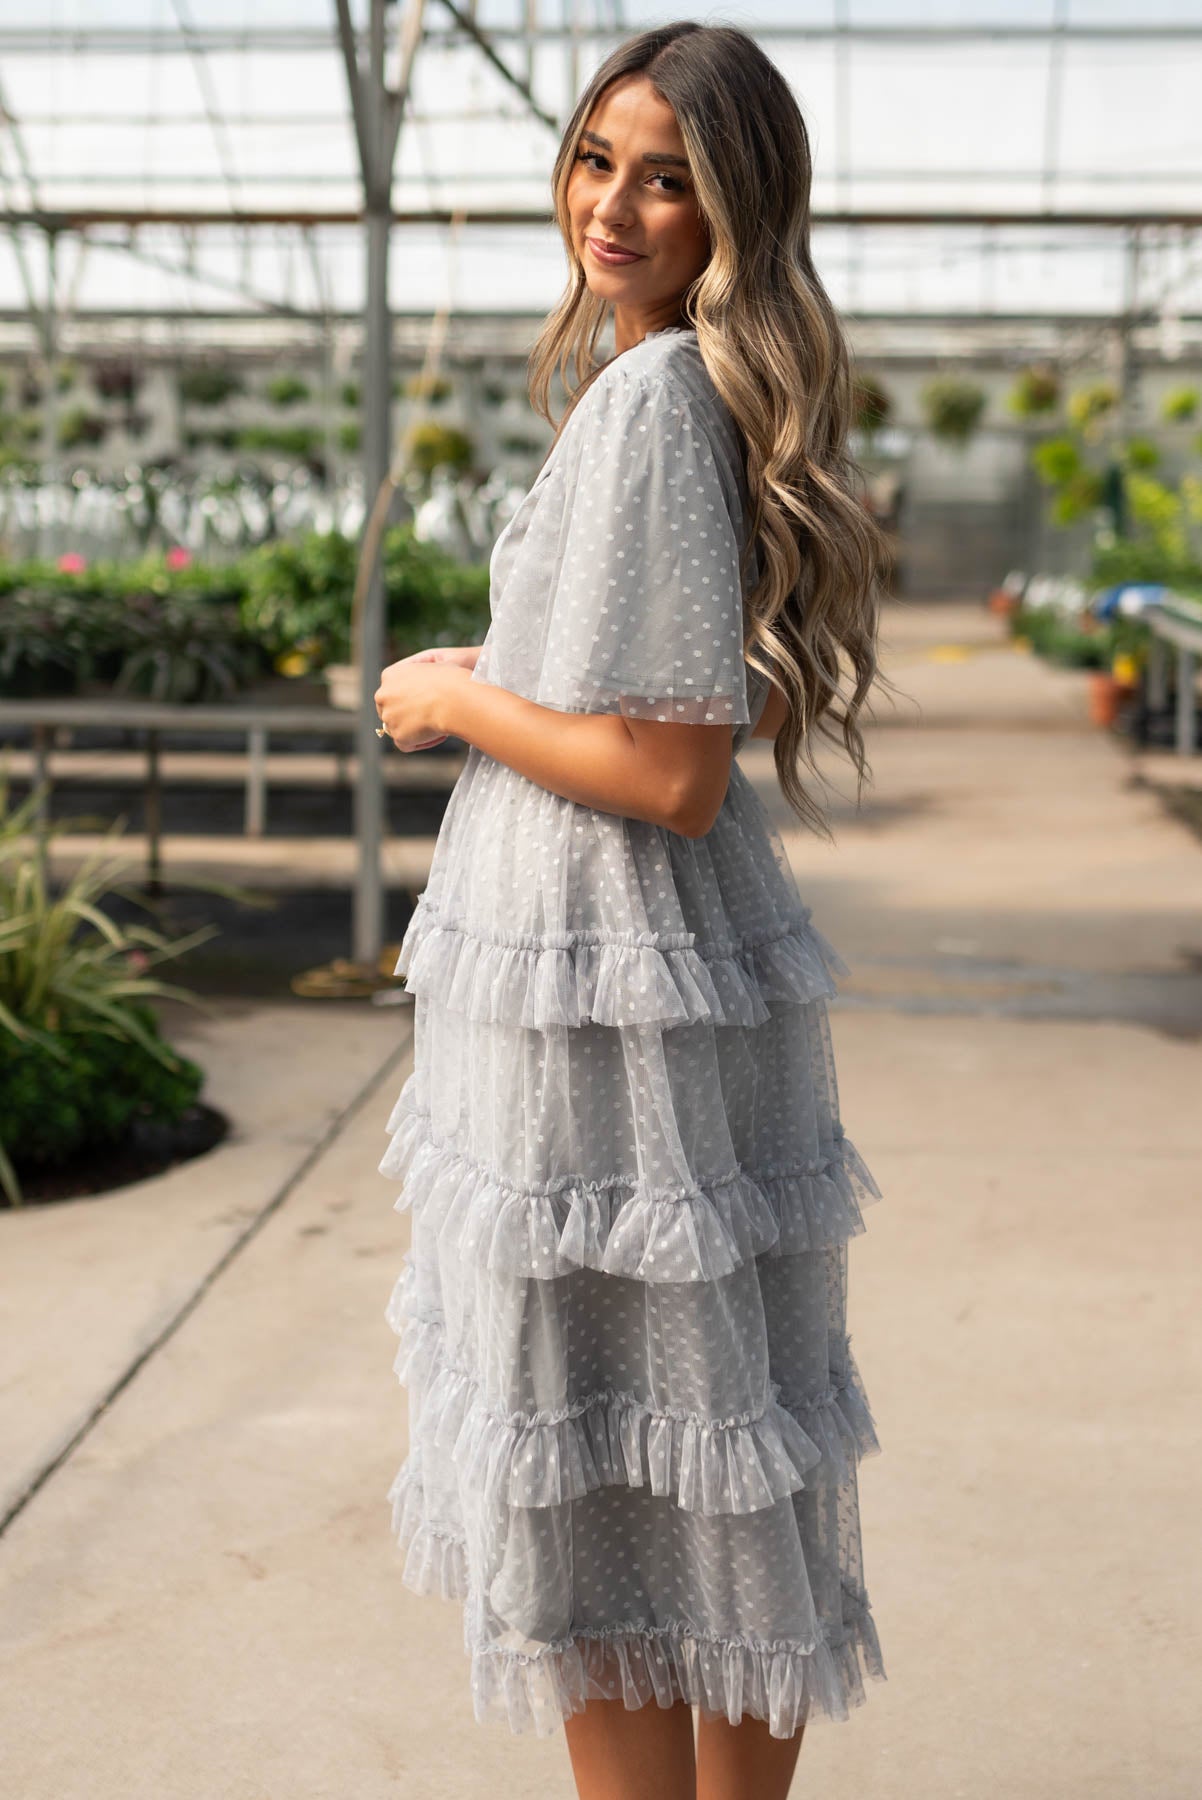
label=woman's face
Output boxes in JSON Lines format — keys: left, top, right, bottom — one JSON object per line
{"left": 564, "top": 73, "right": 710, "bottom": 335}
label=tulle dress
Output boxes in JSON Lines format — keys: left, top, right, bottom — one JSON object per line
{"left": 379, "top": 324, "right": 887, "bottom": 1739}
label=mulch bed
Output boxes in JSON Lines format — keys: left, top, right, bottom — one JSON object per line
{"left": 5, "top": 1102, "right": 230, "bottom": 1206}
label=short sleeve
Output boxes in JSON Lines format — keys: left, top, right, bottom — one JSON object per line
{"left": 535, "top": 372, "right": 751, "bottom": 725}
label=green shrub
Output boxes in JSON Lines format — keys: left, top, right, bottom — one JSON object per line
{"left": 0, "top": 1007, "right": 204, "bottom": 1176}
{"left": 0, "top": 767, "right": 219, "bottom": 1203}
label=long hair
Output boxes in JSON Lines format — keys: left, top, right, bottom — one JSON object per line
{"left": 527, "top": 20, "right": 891, "bottom": 837}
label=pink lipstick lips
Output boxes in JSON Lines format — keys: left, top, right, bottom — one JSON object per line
{"left": 586, "top": 236, "right": 644, "bottom": 266}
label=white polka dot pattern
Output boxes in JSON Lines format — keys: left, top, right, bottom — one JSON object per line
{"left": 480, "top": 327, "right": 753, "bottom": 727}
{"left": 379, "top": 327, "right": 886, "bottom": 1741}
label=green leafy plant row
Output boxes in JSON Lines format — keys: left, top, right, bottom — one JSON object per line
{"left": 0, "top": 529, "right": 492, "bottom": 697}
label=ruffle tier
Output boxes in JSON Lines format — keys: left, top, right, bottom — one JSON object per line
{"left": 380, "top": 1098, "right": 882, "bottom": 1285}
{"left": 388, "top": 1463, "right": 885, "bottom": 1740}
{"left": 393, "top": 894, "right": 847, "bottom": 1032}
{"left": 386, "top": 1452, "right": 468, "bottom": 1601}
{"left": 392, "top": 1306, "right": 878, "bottom": 1516}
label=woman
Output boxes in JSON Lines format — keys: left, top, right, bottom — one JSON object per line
{"left": 375, "top": 21, "right": 889, "bottom": 1799}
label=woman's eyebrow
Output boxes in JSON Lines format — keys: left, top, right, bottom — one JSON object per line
{"left": 579, "top": 128, "right": 690, "bottom": 169}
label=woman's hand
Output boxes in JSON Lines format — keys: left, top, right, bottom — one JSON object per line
{"left": 375, "top": 647, "right": 475, "bottom": 751}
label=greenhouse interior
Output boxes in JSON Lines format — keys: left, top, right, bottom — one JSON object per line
{"left": 2, "top": 8, "right": 1201, "bottom": 1795}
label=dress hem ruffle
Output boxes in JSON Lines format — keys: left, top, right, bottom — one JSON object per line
{"left": 385, "top": 1460, "right": 886, "bottom": 1740}
{"left": 393, "top": 894, "right": 849, "bottom": 1031}
{"left": 380, "top": 1099, "right": 882, "bottom": 1285}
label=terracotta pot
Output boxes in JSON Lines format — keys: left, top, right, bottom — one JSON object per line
{"left": 1087, "top": 671, "right": 1134, "bottom": 727}
{"left": 987, "top": 589, "right": 1019, "bottom": 618}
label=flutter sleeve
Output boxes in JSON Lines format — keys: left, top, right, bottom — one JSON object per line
{"left": 534, "top": 369, "right": 752, "bottom": 725}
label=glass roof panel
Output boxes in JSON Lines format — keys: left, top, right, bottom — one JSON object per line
{"left": 0, "top": 2, "right": 1197, "bottom": 333}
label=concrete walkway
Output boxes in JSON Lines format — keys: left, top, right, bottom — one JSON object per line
{"left": 1, "top": 603, "right": 1199, "bottom": 1798}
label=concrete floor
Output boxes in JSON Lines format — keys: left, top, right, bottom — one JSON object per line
{"left": 1, "top": 602, "right": 1200, "bottom": 1798}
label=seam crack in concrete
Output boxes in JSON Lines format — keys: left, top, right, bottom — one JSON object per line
{"left": 0, "top": 1028, "right": 413, "bottom": 1540}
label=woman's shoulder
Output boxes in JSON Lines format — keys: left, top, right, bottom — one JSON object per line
{"left": 564, "top": 328, "right": 742, "bottom": 466}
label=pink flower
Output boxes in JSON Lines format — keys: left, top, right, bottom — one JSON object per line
{"left": 57, "top": 552, "right": 87, "bottom": 574}
{"left": 165, "top": 546, "right": 192, "bottom": 570}
{"left": 125, "top": 949, "right": 150, "bottom": 973}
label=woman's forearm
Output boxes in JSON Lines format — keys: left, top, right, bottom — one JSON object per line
{"left": 442, "top": 676, "right": 694, "bottom": 832}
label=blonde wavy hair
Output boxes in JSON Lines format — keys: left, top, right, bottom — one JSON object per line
{"left": 527, "top": 20, "right": 891, "bottom": 837}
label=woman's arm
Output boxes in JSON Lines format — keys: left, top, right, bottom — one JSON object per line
{"left": 750, "top": 679, "right": 788, "bottom": 741}
{"left": 374, "top": 657, "right": 732, "bottom": 839}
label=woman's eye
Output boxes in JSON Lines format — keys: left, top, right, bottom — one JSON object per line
{"left": 574, "top": 149, "right": 685, "bottom": 192}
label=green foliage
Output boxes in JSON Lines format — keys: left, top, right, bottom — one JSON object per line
{"left": 404, "top": 420, "right": 474, "bottom": 476}
{"left": 1011, "top": 605, "right": 1119, "bottom": 670}
{"left": 1160, "top": 385, "right": 1198, "bottom": 424}
{"left": 0, "top": 533, "right": 490, "bottom": 690}
{"left": 179, "top": 365, "right": 243, "bottom": 408}
{"left": 264, "top": 374, "right": 311, "bottom": 409}
{"left": 1121, "top": 436, "right": 1160, "bottom": 471}
{"left": 0, "top": 765, "right": 217, "bottom": 1203}
{"left": 1050, "top": 470, "right": 1104, "bottom": 526}
{"left": 1031, "top": 435, "right": 1082, "bottom": 485}
{"left": 337, "top": 422, "right": 361, "bottom": 453}
{"left": 340, "top": 381, "right": 361, "bottom": 409}
{"left": 240, "top": 530, "right": 360, "bottom": 669}
{"left": 1007, "top": 364, "right": 1061, "bottom": 419}
{"left": 57, "top": 407, "right": 107, "bottom": 450}
{"left": 1090, "top": 535, "right": 1202, "bottom": 594}
{"left": 381, "top": 525, "right": 492, "bottom": 658}
{"left": 403, "top": 372, "right": 453, "bottom": 404}
{"left": 0, "top": 556, "right": 260, "bottom": 701}
{"left": 1067, "top": 381, "right": 1118, "bottom": 438}
{"left": 241, "top": 526, "right": 491, "bottom": 670}
{"left": 233, "top": 424, "right": 320, "bottom": 459}
{"left": 920, "top": 376, "right": 986, "bottom": 446}
{"left": 0, "top": 1012, "right": 204, "bottom": 1184}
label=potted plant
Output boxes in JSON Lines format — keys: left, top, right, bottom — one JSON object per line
{"left": 920, "top": 376, "right": 987, "bottom": 448}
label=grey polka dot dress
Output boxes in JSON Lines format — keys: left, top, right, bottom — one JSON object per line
{"left": 380, "top": 325, "right": 887, "bottom": 1738}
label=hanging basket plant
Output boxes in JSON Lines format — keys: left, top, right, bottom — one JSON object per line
{"left": 179, "top": 364, "right": 243, "bottom": 408}
{"left": 1007, "top": 363, "right": 1060, "bottom": 419}
{"left": 920, "top": 376, "right": 987, "bottom": 447}
{"left": 264, "top": 373, "right": 311, "bottom": 409}
{"left": 1067, "top": 381, "right": 1118, "bottom": 441}
{"left": 57, "top": 407, "right": 107, "bottom": 450}
{"left": 852, "top": 371, "right": 892, "bottom": 438}
{"left": 403, "top": 372, "right": 453, "bottom": 405}
{"left": 404, "top": 420, "right": 474, "bottom": 478}
{"left": 1160, "top": 385, "right": 1199, "bottom": 425}
{"left": 92, "top": 359, "right": 143, "bottom": 404}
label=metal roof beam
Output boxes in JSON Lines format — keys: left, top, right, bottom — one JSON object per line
{"left": 3, "top": 21, "right": 1202, "bottom": 51}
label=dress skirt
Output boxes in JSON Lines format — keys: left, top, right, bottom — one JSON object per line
{"left": 378, "top": 741, "right": 888, "bottom": 1739}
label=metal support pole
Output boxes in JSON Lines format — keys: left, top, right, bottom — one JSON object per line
{"left": 246, "top": 724, "right": 268, "bottom": 836}
{"left": 1176, "top": 647, "right": 1197, "bottom": 756}
{"left": 353, "top": 202, "right": 392, "bottom": 963}
{"left": 144, "top": 727, "right": 162, "bottom": 894}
